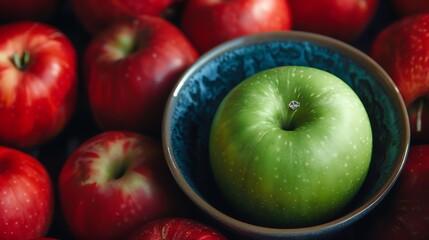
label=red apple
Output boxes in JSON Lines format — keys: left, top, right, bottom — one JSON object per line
{"left": 84, "top": 15, "right": 198, "bottom": 135}
{"left": 127, "top": 218, "right": 228, "bottom": 240}
{"left": 366, "top": 144, "right": 429, "bottom": 239}
{"left": 0, "top": 146, "right": 54, "bottom": 240}
{"left": 70, "top": 0, "right": 178, "bottom": 34}
{"left": 393, "top": 0, "right": 429, "bottom": 16}
{"left": 0, "top": 0, "right": 60, "bottom": 21}
{"left": 370, "top": 14, "right": 429, "bottom": 144}
{"left": 288, "top": 0, "right": 379, "bottom": 42}
{"left": 181, "top": 0, "right": 292, "bottom": 53}
{"left": 0, "top": 21, "right": 77, "bottom": 148}
{"left": 59, "top": 131, "right": 188, "bottom": 240}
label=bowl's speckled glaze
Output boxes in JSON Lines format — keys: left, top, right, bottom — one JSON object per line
{"left": 163, "top": 31, "right": 410, "bottom": 239}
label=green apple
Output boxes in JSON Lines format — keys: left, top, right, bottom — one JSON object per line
{"left": 209, "top": 66, "right": 372, "bottom": 228}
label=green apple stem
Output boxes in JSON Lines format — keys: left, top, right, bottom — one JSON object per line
{"left": 283, "top": 100, "right": 300, "bottom": 131}
{"left": 12, "top": 51, "right": 30, "bottom": 71}
{"left": 288, "top": 100, "right": 300, "bottom": 111}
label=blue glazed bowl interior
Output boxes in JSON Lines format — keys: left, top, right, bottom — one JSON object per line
{"left": 163, "top": 31, "right": 409, "bottom": 239}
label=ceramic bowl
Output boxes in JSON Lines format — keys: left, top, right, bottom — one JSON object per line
{"left": 162, "top": 31, "right": 410, "bottom": 239}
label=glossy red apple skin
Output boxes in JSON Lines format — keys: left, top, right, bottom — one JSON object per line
{"left": 127, "top": 218, "right": 228, "bottom": 240}
{"left": 85, "top": 15, "right": 198, "bottom": 135}
{"left": 370, "top": 14, "right": 429, "bottom": 144}
{"left": 366, "top": 145, "right": 429, "bottom": 240}
{"left": 0, "top": 0, "right": 60, "bottom": 21}
{"left": 288, "top": 0, "right": 379, "bottom": 42}
{"left": 0, "top": 146, "right": 54, "bottom": 240}
{"left": 59, "top": 131, "right": 188, "bottom": 240}
{"left": 71, "top": 0, "right": 177, "bottom": 34}
{"left": 393, "top": 0, "right": 429, "bottom": 16}
{"left": 0, "top": 22, "right": 77, "bottom": 148}
{"left": 181, "top": 0, "right": 292, "bottom": 53}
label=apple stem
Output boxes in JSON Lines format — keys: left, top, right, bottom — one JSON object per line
{"left": 12, "top": 51, "right": 30, "bottom": 71}
{"left": 283, "top": 100, "right": 300, "bottom": 131}
{"left": 417, "top": 98, "right": 424, "bottom": 132}
{"left": 288, "top": 100, "right": 300, "bottom": 111}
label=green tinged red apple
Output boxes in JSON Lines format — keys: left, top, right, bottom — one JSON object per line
{"left": 366, "top": 145, "right": 429, "bottom": 240}
{"left": 370, "top": 14, "right": 429, "bottom": 144}
{"left": 59, "top": 131, "right": 188, "bottom": 240}
{"left": 288, "top": 0, "right": 379, "bottom": 42}
{"left": 127, "top": 218, "right": 228, "bottom": 239}
{"left": 71, "top": 0, "right": 179, "bottom": 34}
{"left": 0, "top": 22, "right": 77, "bottom": 148}
{"left": 181, "top": 0, "right": 292, "bottom": 53}
{"left": 84, "top": 15, "right": 198, "bottom": 135}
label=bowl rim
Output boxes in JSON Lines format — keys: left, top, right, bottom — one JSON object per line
{"left": 162, "top": 31, "right": 410, "bottom": 237}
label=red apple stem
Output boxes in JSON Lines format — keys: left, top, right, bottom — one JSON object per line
{"left": 417, "top": 98, "right": 424, "bottom": 132}
{"left": 12, "top": 51, "right": 30, "bottom": 71}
